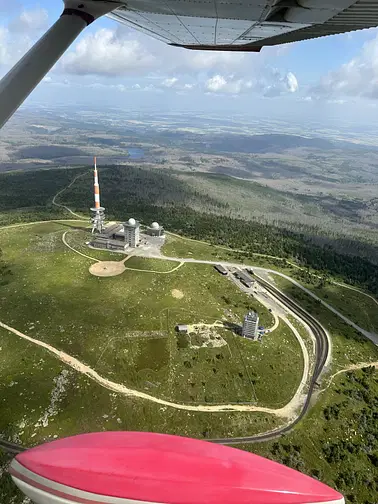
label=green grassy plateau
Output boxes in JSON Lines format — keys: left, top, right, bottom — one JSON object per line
{"left": 0, "top": 221, "right": 302, "bottom": 451}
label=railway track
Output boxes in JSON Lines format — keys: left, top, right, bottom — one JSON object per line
{"left": 211, "top": 274, "right": 329, "bottom": 444}
{"left": 0, "top": 439, "right": 25, "bottom": 455}
{"left": 0, "top": 275, "right": 329, "bottom": 455}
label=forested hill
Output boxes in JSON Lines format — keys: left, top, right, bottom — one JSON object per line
{"left": 0, "top": 165, "right": 377, "bottom": 295}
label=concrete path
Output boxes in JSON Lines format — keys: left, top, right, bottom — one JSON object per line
{"left": 62, "top": 231, "right": 100, "bottom": 262}
{"left": 62, "top": 231, "right": 185, "bottom": 275}
{"left": 257, "top": 268, "right": 378, "bottom": 346}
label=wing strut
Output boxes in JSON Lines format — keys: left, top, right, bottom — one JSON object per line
{"left": 0, "top": 1, "right": 119, "bottom": 130}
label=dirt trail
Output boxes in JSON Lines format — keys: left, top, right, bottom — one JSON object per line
{"left": 0, "top": 319, "right": 304, "bottom": 418}
{"left": 52, "top": 172, "right": 88, "bottom": 219}
{"left": 320, "top": 361, "right": 378, "bottom": 393}
{"left": 62, "top": 231, "right": 99, "bottom": 262}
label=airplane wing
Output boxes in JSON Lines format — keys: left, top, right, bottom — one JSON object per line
{"left": 1, "top": 0, "right": 378, "bottom": 128}
{"left": 107, "top": 0, "right": 378, "bottom": 52}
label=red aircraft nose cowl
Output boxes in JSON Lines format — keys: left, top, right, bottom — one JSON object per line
{"left": 12, "top": 431, "right": 344, "bottom": 504}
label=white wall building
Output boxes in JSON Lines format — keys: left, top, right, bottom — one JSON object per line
{"left": 123, "top": 218, "right": 140, "bottom": 247}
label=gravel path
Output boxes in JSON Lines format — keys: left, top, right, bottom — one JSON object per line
{"left": 0, "top": 319, "right": 307, "bottom": 419}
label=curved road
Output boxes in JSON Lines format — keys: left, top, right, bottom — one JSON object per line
{"left": 211, "top": 274, "right": 329, "bottom": 445}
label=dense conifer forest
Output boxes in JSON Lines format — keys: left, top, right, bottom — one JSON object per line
{"left": 0, "top": 165, "right": 377, "bottom": 295}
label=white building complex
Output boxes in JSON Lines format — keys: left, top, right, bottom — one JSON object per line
{"left": 242, "top": 311, "right": 259, "bottom": 340}
{"left": 90, "top": 218, "right": 140, "bottom": 251}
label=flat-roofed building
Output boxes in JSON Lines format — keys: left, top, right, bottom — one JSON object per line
{"left": 242, "top": 311, "right": 259, "bottom": 340}
{"left": 91, "top": 236, "right": 128, "bottom": 252}
{"left": 234, "top": 270, "right": 253, "bottom": 288}
{"left": 176, "top": 324, "right": 188, "bottom": 333}
{"left": 214, "top": 264, "right": 228, "bottom": 275}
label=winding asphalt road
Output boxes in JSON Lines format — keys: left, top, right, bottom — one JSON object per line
{"left": 211, "top": 274, "right": 329, "bottom": 445}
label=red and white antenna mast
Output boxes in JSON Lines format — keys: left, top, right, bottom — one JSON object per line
{"left": 93, "top": 156, "right": 101, "bottom": 209}
{"left": 90, "top": 157, "right": 105, "bottom": 233}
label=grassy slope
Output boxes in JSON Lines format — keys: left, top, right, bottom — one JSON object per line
{"left": 0, "top": 325, "right": 282, "bottom": 448}
{"left": 97, "top": 318, "right": 303, "bottom": 408}
{"left": 163, "top": 233, "right": 295, "bottom": 273}
{"left": 125, "top": 256, "right": 181, "bottom": 272}
{"left": 163, "top": 234, "right": 378, "bottom": 368}
{"left": 0, "top": 223, "right": 377, "bottom": 504}
{"left": 286, "top": 315, "right": 315, "bottom": 361}
{"left": 290, "top": 277, "right": 378, "bottom": 333}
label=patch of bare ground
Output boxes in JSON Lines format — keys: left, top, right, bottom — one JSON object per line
{"left": 89, "top": 261, "right": 126, "bottom": 277}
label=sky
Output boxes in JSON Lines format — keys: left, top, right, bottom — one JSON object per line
{"left": 2, "top": 0, "right": 378, "bottom": 125}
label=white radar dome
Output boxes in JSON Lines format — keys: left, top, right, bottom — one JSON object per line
{"left": 128, "top": 218, "right": 136, "bottom": 226}
{"left": 151, "top": 222, "right": 160, "bottom": 229}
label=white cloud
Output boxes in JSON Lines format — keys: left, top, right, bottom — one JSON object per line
{"left": 52, "top": 24, "right": 296, "bottom": 101}
{"left": 286, "top": 72, "right": 298, "bottom": 93}
{"left": 205, "top": 74, "right": 253, "bottom": 94}
{"left": 0, "top": 8, "right": 50, "bottom": 70}
{"left": 158, "top": 76, "right": 196, "bottom": 92}
{"left": 205, "top": 70, "right": 298, "bottom": 97}
{"left": 261, "top": 69, "right": 299, "bottom": 97}
{"left": 62, "top": 25, "right": 253, "bottom": 78}
{"left": 206, "top": 75, "right": 227, "bottom": 92}
{"left": 0, "top": 14, "right": 300, "bottom": 104}
{"left": 327, "top": 98, "right": 346, "bottom": 105}
{"left": 0, "top": 27, "right": 8, "bottom": 65}
{"left": 62, "top": 28, "right": 156, "bottom": 76}
{"left": 162, "top": 77, "right": 178, "bottom": 88}
{"left": 86, "top": 82, "right": 149, "bottom": 93}
{"left": 0, "top": 25, "right": 33, "bottom": 66}
{"left": 9, "top": 8, "right": 49, "bottom": 33}
{"left": 313, "top": 33, "right": 378, "bottom": 99}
